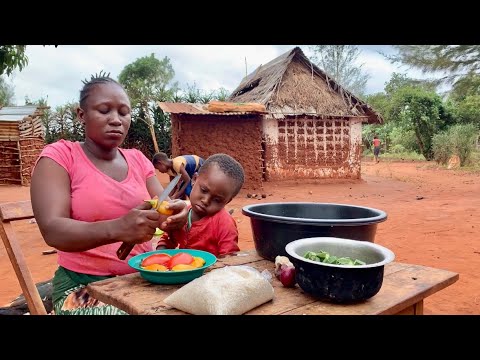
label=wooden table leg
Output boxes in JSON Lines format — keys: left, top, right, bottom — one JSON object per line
{"left": 395, "top": 300, "right": 424, "bottom": 315}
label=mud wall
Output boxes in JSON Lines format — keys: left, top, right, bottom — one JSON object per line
{"left": 0, "top": 137, "right": 44, "bottom": 185}
{"left": 171, "top": 114, "right": 263, "bottom": 190}
{"left": 19, "top": 137, "right": 45, "bottom": 185}
{"left": 263, "top": 116, "right": 363, "bottom": 180}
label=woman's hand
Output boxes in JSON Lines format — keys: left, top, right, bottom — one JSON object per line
{"left": 115, "top": 202, "right": 161, "bottom": 245}
{"left": 159, "top": 199, "right": 188, "bottom": 231}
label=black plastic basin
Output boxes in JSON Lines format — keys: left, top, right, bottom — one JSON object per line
{"left": 242, "top": 202, "right": 387, "bottom": 261}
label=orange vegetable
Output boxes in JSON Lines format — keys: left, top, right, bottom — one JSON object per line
{"left": 191, "top": 256, "right": 206, "bottom": 268}
{"left": 142, "top": 264, "right": 169, "bottom": 271}
{"left": 171, "top": 264, "right": 196, "bottom": 271}
{"left": 145, "top": 199, "right": 174, "bottom": 216}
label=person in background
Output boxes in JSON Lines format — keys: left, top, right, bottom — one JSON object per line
{"left": 30, "top": 72, "right": 188, "bottom": 315}
{"left": 152, "top": 152, "right": 205, "bottom": 200}
{"left": 373, "top": 135, "right": 382, "bottom": 163}
{"left": 156, "top": 153, "right": 244, "bottom": 257}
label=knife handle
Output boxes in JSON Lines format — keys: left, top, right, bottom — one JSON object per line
{"left": 117, "top": 242, "right": 135, "bottom": 260}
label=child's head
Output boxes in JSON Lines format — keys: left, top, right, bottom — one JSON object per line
{"left": 152, "top": 152, "right": 171, "bottom": 173}
{"left": 190, "top": 153, "right": 245, "bottom": 218}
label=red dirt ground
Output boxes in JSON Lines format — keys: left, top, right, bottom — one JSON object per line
{"left": 1, "top": 159, "right": 478, "bottom": 314}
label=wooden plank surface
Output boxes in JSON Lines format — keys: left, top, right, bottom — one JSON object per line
{"left": 86, "top": 250, "right": 459, "bottom": 315}
{"left": 0, "top": 201, "right": 34, "bottom": 221}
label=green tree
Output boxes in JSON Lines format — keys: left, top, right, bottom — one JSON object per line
{"left": 0, "top": 45, "right": 28, "bottom": 76}
{"left": 118, "top": 53, "right": 179, "bottom": 153}
{"left": 388, "top": 45, "right": 480, "bottom": 87}
{"left": 308, "top": 45, "right": 370, "bottom": 97}
{"left": 389, "top": 87, "right": 451, "bottom": 160}
{"left": 0, "top": 76, "right": 15, "bottom": 106}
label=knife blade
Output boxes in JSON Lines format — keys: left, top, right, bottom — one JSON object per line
{"left": 116, "top": 174, "right": 182, "bottom": 260}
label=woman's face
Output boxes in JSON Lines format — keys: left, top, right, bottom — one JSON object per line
{"left": 77, "top": 82, "right": 131, "bottom": 149}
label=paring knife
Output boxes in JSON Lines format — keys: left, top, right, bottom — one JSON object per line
{"left": 116, "top": 174, "right": 182, "bottom": 260}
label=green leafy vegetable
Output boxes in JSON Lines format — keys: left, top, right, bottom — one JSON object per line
{"left": 303, "top": 251, "right": 366, "bottom": 265}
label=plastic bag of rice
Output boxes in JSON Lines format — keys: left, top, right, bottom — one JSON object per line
{"left": 163, "top": 265, "right": 274, "bottom": 315}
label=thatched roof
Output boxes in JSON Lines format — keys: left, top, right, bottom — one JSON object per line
{"left": 228, "top": 47, "right": 383, "bottom": 124}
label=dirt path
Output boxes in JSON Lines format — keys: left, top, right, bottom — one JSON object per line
{"left": 1, "top": 159, "right": 478, "bottom": 314}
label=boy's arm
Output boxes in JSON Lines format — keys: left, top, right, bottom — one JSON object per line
{"left": 172, "top": 165, "right": 191, "bottom": 199}
{"left": 215, "top": 211, "right": 240, "bottom": 256}
{"left": 156, "top": 231, "right": 179, "bottom": 250}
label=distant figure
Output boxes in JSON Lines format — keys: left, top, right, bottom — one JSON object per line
{"left": 152, "top": 152, "right": 205, "bottom": 200}
{"left": 373, "top": 135, "right": 381, "bottom": 163}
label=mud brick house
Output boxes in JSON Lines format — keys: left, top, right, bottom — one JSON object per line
{"left": 157, "top": 102, "right": 266, "bottom": 190}
{"left": 228, "top": 46, "right": 383, "bottom": 181}
{"left": 0, "top": 105, "right": 47, "bottom": 185}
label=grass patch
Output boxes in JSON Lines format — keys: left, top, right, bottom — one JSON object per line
{"left": 362, "top": 150, "right": 426, "bottom": 162}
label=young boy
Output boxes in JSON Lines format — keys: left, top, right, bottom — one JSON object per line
{"left": 152, "top": 152, "right": 205, "bottom": 200}
{"left": 156, "top": 153, "right": 245, "bottom": 257}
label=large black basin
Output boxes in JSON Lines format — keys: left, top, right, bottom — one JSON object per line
{"left": 242, "top": 202, "right": 387, "bottom": 261}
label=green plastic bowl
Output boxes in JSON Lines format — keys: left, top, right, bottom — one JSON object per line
{"left": 128, "top": 249, "right": 217, "bottom": 284}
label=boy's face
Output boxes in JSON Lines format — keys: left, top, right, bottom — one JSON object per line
{"left": 189, "top": 164, "right": 237, "bottom": 218}
{"left": 154, "top": 161, "right": 169, "bottom": 173}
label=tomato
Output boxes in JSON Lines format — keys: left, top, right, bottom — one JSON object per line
{"left": 168, "top": 252, "right": 195, "bottom": 268}
{"left": 141, "top": 253, "right": 171, "bottom": 267}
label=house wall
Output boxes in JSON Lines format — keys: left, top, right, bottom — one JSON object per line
{"left": 0, "top": 137, "right": 44, "bottom": 185}
{"left": 263, "top": 116, "right": 363, "bottom": 180}
{"left": 19, "top": 137, "right": 45, "bottom": 185}
{"left": 0, "top": 121, "right": 20, "bottom": 141}
{"left": 171, "top": 114, "right": 264, "bottom": 190}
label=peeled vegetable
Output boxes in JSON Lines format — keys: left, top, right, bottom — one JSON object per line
{"left": 145, "top": 199, "right": 173, "bottom": 215}
{"left": 274, "top": 256, "right": 296, "bottom": 287}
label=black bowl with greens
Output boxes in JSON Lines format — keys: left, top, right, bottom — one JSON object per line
{"left": 285, "top": 237, "right": 395, "bottom": 303}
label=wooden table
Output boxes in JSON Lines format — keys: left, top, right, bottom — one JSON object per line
{"left": 87, "top": 250, "right": 459, "bottom": 315}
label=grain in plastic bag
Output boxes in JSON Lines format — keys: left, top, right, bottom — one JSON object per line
{"left": 163, "top": 265, "right": 274, "bottom": 315}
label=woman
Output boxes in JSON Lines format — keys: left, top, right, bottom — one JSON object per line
{"left": 30, "top": 73, "right": 188, "bottom": 315}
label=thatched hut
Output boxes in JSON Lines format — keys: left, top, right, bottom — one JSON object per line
{"left": 228, "top": 46, "right": 383, "bottom": 181}
{"left": 0, "top": 105, "right": 46, "bottom": 185}
{"left": 157, "top": 102, "right": 266, "bottom": 190}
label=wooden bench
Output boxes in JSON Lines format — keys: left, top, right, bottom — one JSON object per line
{"left": 0, "top": 200, "right": 48, "bottom": 315}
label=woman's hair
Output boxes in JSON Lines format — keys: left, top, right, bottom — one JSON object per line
{"left": 152, "top": 152, "right": 169, "bottom": 165}
{"left": 79, "top": 71, "right": 123, "bottom": 108}
{"left": 199, "top": 153, "right": 245, "bottom": 197}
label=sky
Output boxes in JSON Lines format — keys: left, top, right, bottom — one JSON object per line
{"left": 5, "top": 45, "right": 426, "bottom": 109}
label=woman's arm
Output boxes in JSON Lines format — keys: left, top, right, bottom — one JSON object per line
{"left": 31, "top": 157, "right": 160, "bottom": 252}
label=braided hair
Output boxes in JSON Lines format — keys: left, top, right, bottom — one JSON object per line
{"left": 79, "top": 70, "right": 123, "bottom": 108}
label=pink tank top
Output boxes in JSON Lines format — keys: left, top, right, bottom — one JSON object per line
{"left": 35, "top": 140, "right": 155, "bottom": 276}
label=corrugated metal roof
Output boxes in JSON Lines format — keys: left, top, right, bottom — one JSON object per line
{"left": 157, "top": 102, "right": 263, "bottom": 116}
{"left": 0, "top": 105, "right": 40, "bottom": 122}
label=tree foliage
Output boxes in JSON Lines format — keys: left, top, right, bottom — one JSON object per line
{"left": 118, "top": 53, "right": 179, "bottom": 106}
{"left": 118, "top": 53, "right": 179, "bottom": 153}
{"left": 388, "top": 45, "right": 480, "bottom": 86}
{"left": 0, "top": 45, "right": 28, "bottom": 76}
{"left": 0, "top": 76, "right": 15, "bottom": 106}
{"left": 308, "top": 45, "right": 370, "bottom": 97}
